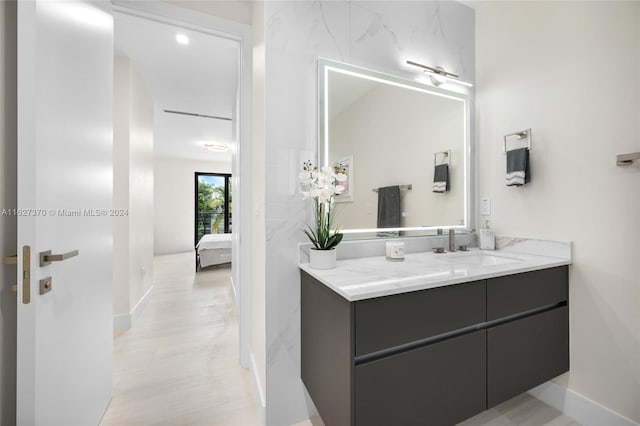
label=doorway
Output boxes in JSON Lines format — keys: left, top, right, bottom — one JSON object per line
{"left": 105, "top": 1, "right": 253, "bottom": 423}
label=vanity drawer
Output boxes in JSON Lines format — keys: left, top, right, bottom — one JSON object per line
{"left": 354, "top": 280, "right": 485, "bottom": 356}
{"left": 487, "top": 266, "right": 568, "bottom": 321}
{"left": 488, "top": 306, "right": 569, "bottom": 407}
{"left": 355, "top": 330, "right": 486, "bottom": 426}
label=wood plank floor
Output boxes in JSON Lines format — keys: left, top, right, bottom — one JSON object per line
{"left": 100, "top": 253, "right": 258, "bottom": 426}
{"left": 456, "top": 393, "right": 580, "bottom": 426}
{"left": 295, "top": 390, "right": 581, "bottom": 426}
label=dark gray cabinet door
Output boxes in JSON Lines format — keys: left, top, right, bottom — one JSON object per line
{"left": 488, "top": 306, "right": 569, "bottom": 407}
{"left": 487, "top": 266, "right": 568, "bottom": 320}
{"left": 354, "top": 331, "right": 486, "bottom": 426}
{"left": 355, "top": 280, "right": 486, "bottom": 356}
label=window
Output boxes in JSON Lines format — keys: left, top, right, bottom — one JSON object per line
{"left": 195, "top": 172, "right": 231, "bottom": 245}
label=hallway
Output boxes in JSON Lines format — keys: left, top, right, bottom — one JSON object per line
{"left": 101, "top": 253, "right": 257, "bottom": 425}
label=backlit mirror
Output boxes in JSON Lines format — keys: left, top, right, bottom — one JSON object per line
{"left": 318, "top": 59, "right": 473, "bottom": 237}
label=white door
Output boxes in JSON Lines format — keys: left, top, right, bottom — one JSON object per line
{"left": 16, "top": 1, "right": 114, "bottom": 425}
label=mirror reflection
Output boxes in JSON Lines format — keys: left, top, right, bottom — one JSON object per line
{"left": 319, "top": 60, "right": 470, "bottom": 235}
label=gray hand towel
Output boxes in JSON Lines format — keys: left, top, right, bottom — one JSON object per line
{"left": 433, "top": 164, "right": 450, "bottom": 193}
{"left": 377, "top": 186, "right": 401, "bottom": 229}
{"left": 506, "top": 147, "right": 530, "bottom": 186}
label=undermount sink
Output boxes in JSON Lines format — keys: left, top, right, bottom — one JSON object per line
{"left": 438, "top": 252, "right": 521, "bottom": 266}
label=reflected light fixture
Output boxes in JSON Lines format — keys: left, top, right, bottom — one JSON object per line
{"left": 203, "top": 142, "right": 229, "bottom": 152}
{"left": 406, "top": 60, "right": 473, "bottom": 87}
{"left": 175, "top": 33, "right": 190, "bottom": 45}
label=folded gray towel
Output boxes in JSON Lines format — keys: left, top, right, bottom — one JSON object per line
{"left": 506, "top": 147, "right": 530, "bottom": 186}
{"left": 433, "top": 164, "right": 450, "bottom": 193}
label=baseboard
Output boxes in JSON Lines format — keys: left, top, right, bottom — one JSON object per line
{"left": 131, "top": 285, "right": 154, "bottom": 324}
{"left": 113, "top": 313, "right": 131, "bottom": 330}
{"left": 250, "top": 352, "right": 266, "bottom": 426}
{"left": 113, "top": 285, "right": 154, "bottom": 331}
{"left": 529, "top": 381, "right": 639, "bottom": 426}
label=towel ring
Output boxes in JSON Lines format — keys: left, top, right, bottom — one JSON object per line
{"left": 434, "top": 150, "right": 451, "bottom": 166}
{"left": 503, "top": 128, "right": 532, "bottom": 153}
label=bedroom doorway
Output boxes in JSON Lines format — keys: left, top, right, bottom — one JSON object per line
{"left": 103, "top": 2, "right": 254, "bottom": 423}
{"left": 195, "top": 172, "right": 232, "bottom": 245}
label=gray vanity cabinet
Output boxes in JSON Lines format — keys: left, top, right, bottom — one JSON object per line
{"left": 488, "top": 306, "right": 569, "bottom": 407}
{"left": 354, "top": 280, "right": 486, "bottom": 356}
{"left": 301, "top": 265, "right": 569, "bottom": 426}
{"left": 355, "top": 331, "right": 487, "bottom": 426}
{"left": 487, "top": 266, "right": 569, "bottom": 320}
{"left": 354, "top": 280, "right": 487, "bottom": 426}
{"left": 486, "top": 266, "right": 570, "bottom": 407}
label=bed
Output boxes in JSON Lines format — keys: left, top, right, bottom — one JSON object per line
{"left": 195, "top": 233, "right": 232, "bottom": 270}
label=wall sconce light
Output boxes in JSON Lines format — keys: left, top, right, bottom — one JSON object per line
{"left": 406, "top": 60, "right": 473, "bottom": 87}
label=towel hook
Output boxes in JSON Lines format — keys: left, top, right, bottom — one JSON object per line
{"left": 503, "top": 128, "right": 532, "bottom": 153}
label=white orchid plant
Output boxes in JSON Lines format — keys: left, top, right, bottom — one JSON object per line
{"left": 300, "top": 160, "right": 348, "bottom": 250}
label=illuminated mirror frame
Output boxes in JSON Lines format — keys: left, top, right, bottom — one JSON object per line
{"left": 318, "top": 58, "right": 474, "bottom": 237}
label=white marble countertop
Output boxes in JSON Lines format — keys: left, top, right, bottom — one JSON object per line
{"left": 299, "top": 247, "right": 572, "bottom": 302}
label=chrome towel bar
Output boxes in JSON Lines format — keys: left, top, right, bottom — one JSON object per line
{"left": 372, "top": 185, "right": 412, "bottom": 193}
{"left": 616, "top": 152, "right": 640, "bottom": 166}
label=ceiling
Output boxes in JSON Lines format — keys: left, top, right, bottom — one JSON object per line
{"left": 114, "top": 12, "right": 238, "bottom": 162}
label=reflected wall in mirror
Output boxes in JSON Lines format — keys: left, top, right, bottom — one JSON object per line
{"left": 319, "top": 59, "right": 472, "bottom": 235}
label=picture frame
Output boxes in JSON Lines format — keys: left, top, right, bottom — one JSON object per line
{"left": 333, "top": 155, "right": 353, "bottom": 202}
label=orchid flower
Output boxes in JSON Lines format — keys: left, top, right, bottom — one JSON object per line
{"left": 300, "top": 160, "right": 346, "bottom": 250}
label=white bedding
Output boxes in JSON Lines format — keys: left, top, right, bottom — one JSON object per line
{"left": 196, "top": 233, "right": 232, "bottom": 250}
{"left": 196, "top": 233, "right": 232, "bottom": 269}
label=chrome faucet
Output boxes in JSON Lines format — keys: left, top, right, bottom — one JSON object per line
{"left": 448, "top": 229, "right": 456, "bottom": 252}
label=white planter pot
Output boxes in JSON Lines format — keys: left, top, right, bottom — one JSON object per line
{"left": 309, "top": 248, "right": 337, "bottom": 270}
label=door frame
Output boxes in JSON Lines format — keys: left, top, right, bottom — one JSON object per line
{"left": 111, "top": 1, "right": 252, "bottom": 368}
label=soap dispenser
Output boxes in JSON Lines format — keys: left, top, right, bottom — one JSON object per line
{"left": 479, "top": 219, "right": 495, "bottom": 250}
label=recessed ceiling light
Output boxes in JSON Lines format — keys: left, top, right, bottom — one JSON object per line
{"left": 203, "top": 143, "right": 229, "bottom": 152}
{"left": 175, "top": 33, "right": 189, "bottom": 45}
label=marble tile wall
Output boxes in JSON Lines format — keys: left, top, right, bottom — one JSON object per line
{"left": 495, "top": 236, "right": 572, "bottom": 261}
{"left": 263, "top": 2, "right": 475, "bottom": 424}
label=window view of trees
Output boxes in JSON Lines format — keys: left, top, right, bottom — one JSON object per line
{"left": 195, "top": 173, "right": 231, "bottom": 244}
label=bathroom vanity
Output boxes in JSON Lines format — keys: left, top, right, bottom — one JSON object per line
{"left": 300, "top": 248, "right": 571, "bottom": 426}
{"left": 310, "top": 58, "right": 572, "bottom": 425}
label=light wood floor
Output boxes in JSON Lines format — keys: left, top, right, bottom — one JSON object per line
{"left": 456, "top": 393, "right": 580, "bottom": 426}
{"left": 100, "top": 253, "right": 258, "bottom": 426}
{"left": 295, "top": 393, "right": 580, "bottom": 426}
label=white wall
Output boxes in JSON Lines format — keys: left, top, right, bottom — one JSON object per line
{"left": 251, "top": 0, "right": 267, "bottom": 421}
{"left": 330, "top": 84, "right": 465, "bottom": 229}
{"left": 262, "top": 2, "right": 475, "bottom": 424}
{"left": 113, "top": 55, "right": 155, "bottom": 326}
{"left": 153, "top": 157, "right": 231, "bottom": 255}
{"left": 476, "top": 2, "right": 640, "bottom": 422}
{"left": 0, "top": 1, "right": 17, "bottom": 424}
{"left": 113, "top": 55, "right": 131, "bottom": 317}
{"left": 128, "top": 64, "right": 155, "bottom": 315}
